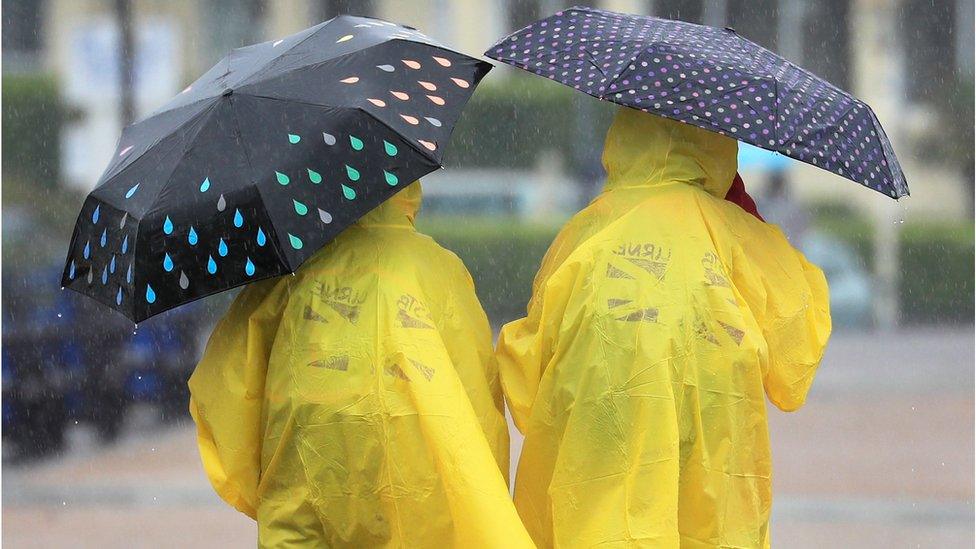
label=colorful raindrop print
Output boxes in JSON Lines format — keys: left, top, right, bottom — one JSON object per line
{"left": 384, "top": 141, "right": 398, "bottom": 156}
{"left": 233, "top": 209, "right": 244, "bottom": 228}
{"left": 199, "top": 177, "right": 211, "bottom": 192}
{"left": 384, "top": 171, "right": 399, "bottom": 186}
{"left": 83, "top": 240, "right": 91, "bottom": 259}
{"left": 337, "top": 34, "right": 354, "bottom": 43}
{"left": 349, "top": 135, "right": 364, "bottom": 150}
{"left": 323, "top": 133, "right": 337, "bottom": 145}
{"left": 400, "top": 114, "right": 419, "bottom": 125}
{"left": 163, "top": 253, "right": 174, "bottom": 272}
{"left": 418, "top": 81, "right": 437, "bottom": 91}
{"left": 244, "top": 257, "right": 256, "bottom": 277}
{"left": 288, "top": 233, "right": 304, "bottom": 250}
{"left": 207, "top": 255, "right": 218, "bottom": 275}
{"left": 68, "top": 261, "right": 76, "bottom": 280}
{"left": 102, "top": 265, "right": 108, "bottom": 285}
{"left": 401, "top": 59, "right": 421, "bottom": 69}
{"left": 419, "top": 140, "right": 437, "bottom": 151}
{"left": 92, "top": 205, "right": 101, "bottom": 224}
{"left": 256, "top": 227, "right": 267, "bottom": 246}
{"left": 116, "top": 287, "right": 123, "bottom": 306}
{"left": 424, "top": 117, "right": 442, "bottom": 127}
{"left": 340, "top": 76, "right": 360, "bottom": 84}
{"left": 121, "top": 235, "right": 128, "bottom": 253}
{"left": 377, "top": 64, "right": 395, "bottom": 72}
{"left": 391, "top": 91, "right": 410, "bottom": 101}
{"left": 126, "top": 263, "right": 133, "bottom": 283}
{"left": 145, "top": 284, "right": 156, "bottom": 303}
{"left": 341, "top": 184, "right": 357, "bottom": 200}
{"left": 433, "top": 56, "right": 452, "bottom": 67}
{"left": 110, "top": 255, "right": 117, "bottom": 274}
{"left": 367, "top": 98, "right": 386, "bottom": 107}
{"left": 426, "top": 95, "right": 445, "bottom": 106}
{"left": 218, "top": 238, "right": 229, "bottom": 257}
{"left": 188, "top": 226, "right": 199, "bottom": 246}
{"left": 120, "top": 213, "right": 128, "bottom": 229}
{"left": 179, "top": 271, "right": 189, "bottom": 290}
{"left": 100, "top": 228, "right": 108, "bottom": 247}
{"left": 450, "top": 77, "right": 470, "bottom": 88}
{"left": 293, "top": 200, "right": 309, "bottom": 216}
{"left": 217, "top": 194, "right": 227, "bottom": 211}
{"left": 318, "top": 208, "right": 333, "bottom": 224}
{"left": 307, "top": 169, "right": 322, "bottom": 184}
{"left": 276, "top": 171, "right": 290, "bottom": 185}
{"left": 345, "top": 165, "right": 360, "bottom": 181}
{"left": 125, "top": 183, "right": 140, "bottom": 198}
{"left": 163, "top": 216, "right": 174, "bottom": 235}
{"left": 288, "top": 134, "right": 301, "bottom": 144}
{"left": 87, "top": 270, "right": 94, "bottom": 284}
{"left": 119, "top": 145, "right": 134, "bottom": 156}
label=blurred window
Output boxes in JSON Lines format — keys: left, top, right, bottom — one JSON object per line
{"left": 726, "top": 0, "right": 778, "bottom": 51}
{"left": 507, "top": 0, "right": 542, "bottom": 31}
{"left": 2, "top": 0, "right": 46, "bottom": 69}
{"left": 902, "top": 0, "right": 957, "bottom": 104}
{"left": 653, "top": 0, "right": 704, "bottom": 23}
{"left": 801, "top": 0, "right": 850, "bottom": 90}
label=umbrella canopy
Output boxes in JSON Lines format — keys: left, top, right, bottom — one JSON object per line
{"left": 485, "top": 6, "right": 908, "bottom": 199}
{"left": 62, "top": 16, "right": 491, "bottom": 322}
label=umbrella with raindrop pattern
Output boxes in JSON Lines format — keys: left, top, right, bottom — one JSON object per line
{"left": 61, "top": 15, "right": 491, "bottom": 322}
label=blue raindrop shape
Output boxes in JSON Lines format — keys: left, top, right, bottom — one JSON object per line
{"left": 163, "top": 216, "right": 174, "bottom": 235}
{"left": 92, "top": 205, "right": 100, "bottom": 224}
{"left": 218, "top": 239, "right": 228, "bottom": 257}
{"left": 233, "top": 209, "right": 244, "bottom": 228}
{"left": 163, "top": 253, "right": 174, "bottom": 272}
{"left": 69, "top": 261, "right": 76, "bottom": 280}
{"left": 83, "top": 240, "right": 91, "bottom": 259}
{"left": 100, "top": 228, "right": 107, "bottom": 247}
{"left": 125, "top": 183, "right": 139, "bottom": 198}
{"left": 121, "top": 235, "right": 129, "bottom": 254}
{"left": 126, "top": 263, "right": 133, "bottom": 283}
{"left": 110, "top": 255, "right": 117, "bottom": 274}
{"left": 188, "top": 226, "right": 198, "bottom": 245}
{"left": 256, "top": 227, "right": 267, "bottom": 247}
{"left": 101, "top": 265, "right": 108, "bottom": 285}
{"left": 244, "top": 257, "right": 255, "bottom": 276}
{"left": 199, "top": 177, "right": 211, "bottom": 193}
{"left": 207, "top": 255, "right": 218, "bottom": 275}
{"left": 116, "top": 287, "right": 123, "bottom": 305}
{"left": 145, "top": 284, "right": 156, "bottom": 303}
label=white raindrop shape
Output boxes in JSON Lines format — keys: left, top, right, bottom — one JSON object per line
{"left": 217, "top": 194, "right": 226, "bottom": 212}
{"left": 318, "top": 208, "right": 333, "bottom": 224}
{"left": 323, "top": 132, "right": 337, "bottom": 145}
{"left": 179, "top": 270, "right": 189, "bottom": 290}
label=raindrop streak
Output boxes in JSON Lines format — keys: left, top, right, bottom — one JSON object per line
{"left": 116, "top": 287, "right": 123, "bottom": 306}
{"left": 188, "top": 226, "right": 199, "bottom": 245}
{"left": 102, "top": 266, "right": 108, "bottom": 284}
{"left": 307, "top": 169, "right": 322, "bottom": 184}
{"left": 318, "top": 209, "right": 333, "bottom": 224}
{"left": 245, "top": 258, "right": 256, "bottom": 276}
{"left": 119, "top": 213, "right": 128, "bottom": 229}
{"left": 288, "top": 233, "right": 304, "bottom": 250}
{"left": 69, "top": 261, "right": 76, "bottom": 279}
{"left": 125, "top": 183, "right": 140, "bottom": 198}
{"left": 163, "top": 253, "right": 174, "bottom": 272}
{"left": 121, "top": 235, "right": 129, "bottom": 254}
{"left": 145, "top": 284, "right": 156, "bottom": 303}
{"left": 92, "top": 205, "right": 101, "bottom": 223}
{"left": 218, "top": 239, "right": 229, "bottom": 257}
{"left": 384, "top": 171, "right": 399, "bottom": 186}
{"left": 87, "top": 270, "right": 94, "bottom": 284}
{"left": 207, "top": 255, "right": 218, "bottom": 274}
{"left": 199, "top": 177, "right": 211, "bottom": 192}
{"left": 288, "top": 134, "right": 301, "bottom": 144}
{"left": 294, "top": 200, "right": 309, "bottom": 216}
{"left": 179, "top": 271, "right": 189, "bottom": 289}
{"left": 323, "top": 133, "right": 337, "bottom": 145}
{"left": 217, "top": 194, "right": 227, "bottom": 212}
{"left": 110, "top": 255, "right": 117, "bottom": 273}
{"left": 163, "top": 216, "right": 174, "bottom": 234}
{"left": 84, "top": 240, "right": 91, "bottom": 259}
{"left": 350, "top": 135, "right": 364, "bottom": 150}
{"left": 256, "top": 227, "right": 267, "bottom": 246}
{"left": 276, "top": 171, "right": 290, "bottom": 185}
{"left": 345, "top": 165, "right": 360, "bottom": 181}
{"left": 233, "top": 209, "right": 244, "bottom": 228}
{"left": 100, "top": 228, "right": 108, "bottom": 247}
{"left": 341, "top": 184, "right": 357, "bottom": 200}
{"left": 126, "top": 263, "right": 133, "bottom": 283}
{"left": 384, "top": 141, "right": 398, "bottom": 156}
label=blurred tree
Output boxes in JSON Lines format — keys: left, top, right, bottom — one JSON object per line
{"left": 1, "top": 74, "right": 74, "bottom": 186}
{"left": 113, "top": 0, "right": 135, "bottom": 126}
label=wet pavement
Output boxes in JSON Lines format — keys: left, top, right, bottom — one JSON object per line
{"left": 3, "top": 327, "right": 973, "bottom": 548}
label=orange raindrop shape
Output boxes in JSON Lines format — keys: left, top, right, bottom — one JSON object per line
{"left": 426, "top": 95, "right": 445, "bottom": 106}
{"left": 340, "top": 76, "right": 360, "bottom": 84}
{"left": 450, "top": 77, "right": 470, "bottom": 89}
{"left": 400, "top": 114, "right": 420, "bottom": 125}
{"left": 401, "top": 59, "right": 421, "bottom": 69}
{"left": 367, "top": 98, "right": 387, "bottom": 107}
{"left": 390, "top": 91, "right": 410, "bottom": 100}
{"left": 432, "top": 56, "right": 452, "bottom": 67}
{"left": 418, "top": 140, "right": 437, "bottom": 151}
{"left": 418, "top": 81, "right": 437, "bottom": 91}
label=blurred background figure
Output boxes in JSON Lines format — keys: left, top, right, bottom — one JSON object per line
{"left": 759, "top": 169, "right": 810, "bottom": 246}
{"left": 1, "top": 1, "right": 972, "bottom": 547}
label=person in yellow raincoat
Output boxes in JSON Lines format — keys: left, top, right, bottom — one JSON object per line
{"left": 189, "top": 181, "right": 533, "bottom": 548}
{"left": 497, "top": 108, "right": 832, "bottom": 548}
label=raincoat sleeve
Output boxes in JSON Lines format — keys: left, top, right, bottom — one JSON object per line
{"left": 188, "top": 278, "right": 290, "bottom": 519}
{"left": 731, "top": 226, "right": 832, "bottom": 412}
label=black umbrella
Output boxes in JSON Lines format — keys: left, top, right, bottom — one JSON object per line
{"left": 485, "top": 6, "right": 908, "bottom": 199}
{"left": 62, "top": 16, "right": 491, "bottom": 322}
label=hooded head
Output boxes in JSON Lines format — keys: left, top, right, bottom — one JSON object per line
{"left": 356, "top": 180, "right": 422, "bottom": 228}
{"left": 601, "top": 107, "right": 738, "bottom": 198}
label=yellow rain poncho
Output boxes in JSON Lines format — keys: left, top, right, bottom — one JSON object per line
{"left": 189, "top": 182, "right": 533, "bottom": 548}
{"left": 497, "top": 109, "right": 831, "bottom": 548}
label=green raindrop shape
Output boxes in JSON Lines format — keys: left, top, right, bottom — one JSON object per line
{"left": 293, "top": 199, "right": 309, "bottom": 216}
{"left": 288, "top": 233, "right": 304, "bottom": 250}
{"left": 288, "top": 133, "right": 301, "bottom": 144}
{"left": 384, "top": 170, "right": 399, "bottom": 186}
{"left": 345, "top": 165, "right": 360, "bottom": 181}
{"left": 276, "top": 171, "right": 290, "bottom": 185}
{"left": 307, "top": 169, "right": 322, "bottom": 184}
{"left": 383, "top": 140, "right": 398, "bottom": 156}
{"left": 349, "top": 135, "right": 364, "bottom": 151}
{"left": 341, "top": 184, "right": 357, "bottom": 200}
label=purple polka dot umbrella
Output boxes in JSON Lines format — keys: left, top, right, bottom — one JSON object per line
{"left": 485, "top": 5, "right": 908, "bottom": 199}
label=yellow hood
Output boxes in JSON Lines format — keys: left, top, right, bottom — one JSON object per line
{"left": 356, "top": 180, "right": 422, "bottom": 227}
{"left": 601, "top": 107, "right": 738, "bottom": 198}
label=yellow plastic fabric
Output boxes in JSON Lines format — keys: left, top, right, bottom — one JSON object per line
{"left": 189, "top": 182, "right": 534, "bottom": 548}
{"left": 497, "top": 109, "right": 832, "bottom": 548}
